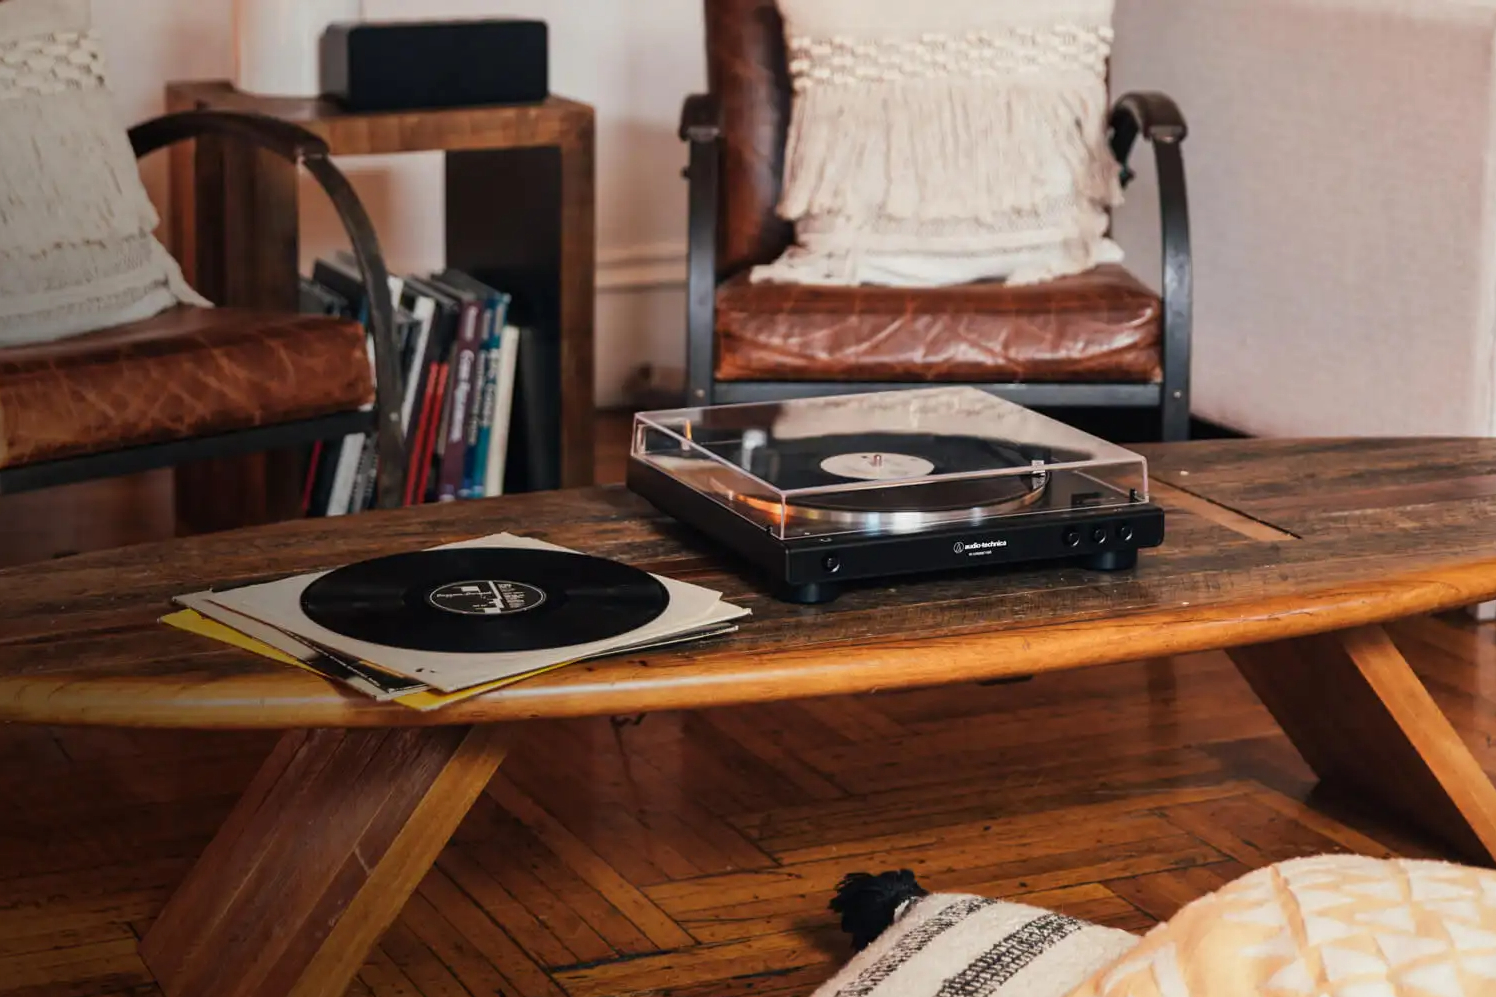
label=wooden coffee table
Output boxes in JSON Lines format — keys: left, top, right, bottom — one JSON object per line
{"left": 4, "top": 438, "right": 1496, "bottom": 997}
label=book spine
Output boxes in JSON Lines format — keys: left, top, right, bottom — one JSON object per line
{"left": 460, "top": 301, "right": 498, "bottom": 498}
{"left": 484, "top": 324, "right": 521, "bottom": 498}
{"left": 350, "top": 436, "right": 379, "bottom": 513}
{"left": 436, "top": 303, "right": 482, "bottom": 502}
{"left": 467, "top": 331, "right": 500, "bottom": 498}
{"left": 398, "top": 298, "right": 436, "bottom": 433}
{"left": 301, "top": 441, "right": 323, "bottom": 515}
{"left": 417, "top": 361, "right": 449, "bottom": 504}
{"left": 326, "top": 435, "right": 365, "bottom": 516}
{"left": 403, "top": 362, "right": 441, "bottom": 506}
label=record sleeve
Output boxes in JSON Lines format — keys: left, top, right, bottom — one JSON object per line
{"left": 199, "top": 534, "right": 749, "bottom": 693}
{"left": 172, "top": 591, "right": 428, "bottom": 700}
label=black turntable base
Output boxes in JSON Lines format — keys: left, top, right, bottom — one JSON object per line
{"left": 625, "top": 388, "right": 1167, "bottom": 604}
{"left": 627, "top": 457, "right": 1165, "bottom": 605}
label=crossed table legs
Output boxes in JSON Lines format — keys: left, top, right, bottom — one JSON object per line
{"left": 136, "top": 624, "right": 1496, "bottom": 997}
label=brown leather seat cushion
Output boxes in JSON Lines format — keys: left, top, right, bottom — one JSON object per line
{"left": 715, "top": 264, "right": 1163, "bottom": 384}
{"left": 0, "top": 307, "right": 373, "bottom": 469}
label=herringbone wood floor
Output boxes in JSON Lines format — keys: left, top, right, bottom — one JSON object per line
{"left": 1, "top": 416, "right": 1491, "bottom": 996}
{"left": 6, "top": 617, "right": 1493, "bottom": 996}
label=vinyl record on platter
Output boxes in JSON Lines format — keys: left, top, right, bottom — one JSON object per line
{"left": 706, "top": 432, "right": 1063, "bottom": 528}
{"left": 739, "top": 432, "right": 1045, "bottom": 487}
{"left": 299, "top": 548, "right": 669, "bottom": 653}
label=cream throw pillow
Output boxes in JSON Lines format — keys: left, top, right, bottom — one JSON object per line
{"left": 0, "top": 0, "right": 208, "bottom": 348}
{"left": 753, "top": 0, "right": 1125, "bottom": 289}
{"left": 1066, "top": 854, "right": 1496, "bottom": 997}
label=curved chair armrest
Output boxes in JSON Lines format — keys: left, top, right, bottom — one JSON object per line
{"left": 128, "top": 110, "right": 329, "bottom": 162}
{"left": 129, "top": 110, "right": 406, "bottom": 509}
{"left": 678, "top": 94, "right": 721, "bottom": 403}
{"left": 1109, "top": 91, "right": 1192, "bottom": 442}
{"left": 679, "top": 93, "right": 722, "bottom": 144}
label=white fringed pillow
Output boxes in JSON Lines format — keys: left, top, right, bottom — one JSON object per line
{"left": 821, "top": 874, "right": 1139, "bottom": 997}
{"left": 0, "top": 0, "right": 208, "bottom": 347}
{"left": 753, "top": 0, "right": 1125, "bottom": 289}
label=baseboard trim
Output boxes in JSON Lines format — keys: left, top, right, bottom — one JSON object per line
{"left": 597, "top": 241, "right": 687, "bottom": 292}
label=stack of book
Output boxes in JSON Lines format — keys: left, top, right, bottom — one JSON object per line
{"left": 299, "top": 253, "right": 560, "bottom": 515}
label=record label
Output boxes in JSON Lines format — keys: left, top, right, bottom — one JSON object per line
{"left": 427, "top": 580, "right": 547, "bottom": 617}
{"left": 819, "top": 452, "right": 935, "bottom": 481}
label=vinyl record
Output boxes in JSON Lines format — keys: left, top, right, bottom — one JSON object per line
{"left": 704, "top": 433, "right": 1057, "bottom": 528}
{"left": 727, "top": 432, "right": 1047, "bottom": 492}
{"left": 299, "top": 548, "right": 669, "bottom": 654}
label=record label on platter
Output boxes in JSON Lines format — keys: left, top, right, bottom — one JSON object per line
{"left": 819, "top": 452, "right": 936, "bottom": 481}
{"left": 427, "top": 580, "right": 547, "bottom": 617}
{"left": 300, "top": 548, "right": 669, "bottom": 654}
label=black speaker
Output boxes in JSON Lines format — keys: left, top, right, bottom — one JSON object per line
{"left": 320, "top": 19, "right": 549, "bottom": 113}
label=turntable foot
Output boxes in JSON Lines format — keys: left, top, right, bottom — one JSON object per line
{"left": 781, "top": 582, "right": 842, "bottom": 605}
{"left": 1084, "top": 549, "right": 1139, "bottom": 572}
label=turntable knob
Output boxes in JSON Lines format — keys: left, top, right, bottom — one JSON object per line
{"left": 822, "top": 554, "right": 842, "bottom": 573}
{"left": 1090, "top": 526, "right": 1108, "bottom": 544}
{"left": 1063, "top": 529, "right": 1081, "bottom": 548}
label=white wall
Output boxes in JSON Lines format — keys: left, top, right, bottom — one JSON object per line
{"left": 93, "top": 0, "right": 702, "bottom": 409}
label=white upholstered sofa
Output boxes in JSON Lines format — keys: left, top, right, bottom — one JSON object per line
{"left": 1110, "top": 0, "right": 1496, "bottom": 438}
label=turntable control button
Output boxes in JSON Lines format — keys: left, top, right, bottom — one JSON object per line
{"left": 1063, "top": 529, "right": 1081, "bottom": 548}
{"left": 822, "top": 554, "right": 842, "bottom": 574}
{"left": 1117, "top": 523, "right": 1134, "bottom": 542}
{"left": 1091, "top": 526, "right": 1108, "bottom": 544}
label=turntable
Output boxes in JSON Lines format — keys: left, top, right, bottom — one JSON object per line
{"left": 626, "top": 386, "right": 1165, "bottom": 604}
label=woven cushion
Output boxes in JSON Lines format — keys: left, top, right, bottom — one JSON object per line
{"left": 0, "top": 0, "right": 208, "bottom": 347}
{"left": 752, "top": 0, "right": 1124, "bottom": 289}
{"left": 1066, "top": 854, "right": 1496, "bottom": 997}
{"left": 0, "top": 308, "right": 373, "bottom": 468}
{"left": 716, "top": 264, "right": 1162, "bottom": 383}
{"left": 817, "top": 892, "right": 1137, "bottom": 997}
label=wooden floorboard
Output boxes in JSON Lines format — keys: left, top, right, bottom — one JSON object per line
{"left": 5, "top": 414, "right": 1496, "bottom": 995}
{"left": 5, "top": 631, "right": 1496, "bottom": 997}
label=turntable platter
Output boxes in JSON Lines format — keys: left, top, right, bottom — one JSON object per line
{"left": 700, "top": 432, "right": 1052, "bottom": 531}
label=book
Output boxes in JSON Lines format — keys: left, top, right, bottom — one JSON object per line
{"left": 296, "top": 261, "right": 552, "bottom": 513}
{"left": 484, "top": 325, "right": 521, "bottom": 498}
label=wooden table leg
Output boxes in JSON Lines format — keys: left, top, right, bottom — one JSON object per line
{"left": 139, "top": 725, "right": 509, "bottom": 997}
{"left": 1228, "top": 624, "right": 1496, "bottom": 865}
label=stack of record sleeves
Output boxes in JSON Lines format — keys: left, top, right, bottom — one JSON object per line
{"left": 163, "top": 534, "right": 749, "bottom": 711}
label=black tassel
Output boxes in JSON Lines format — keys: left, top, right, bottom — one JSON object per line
{"left": 829, "top": 870, "right": 928, "bottom": 951}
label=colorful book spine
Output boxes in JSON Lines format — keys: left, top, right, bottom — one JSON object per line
{"left": 467, "top": 294, "right": 511, "bottom": 498}
{"left": 436, "top": 302, "right": 483, "bottom": 503}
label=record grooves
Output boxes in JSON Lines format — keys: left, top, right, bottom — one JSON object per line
{"left": 704, "top": 432, "right": 1057, "bottom": 529}
{"left": 300, "top": 548, "right": 669, "bottom": 653}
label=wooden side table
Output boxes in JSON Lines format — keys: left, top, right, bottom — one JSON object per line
{"left": 162, "top": 81, "right": 596, "bottom": 533}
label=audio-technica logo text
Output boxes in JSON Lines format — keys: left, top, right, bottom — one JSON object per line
{"left": 953, "top": 539, "right": 1008, "bottom": 554}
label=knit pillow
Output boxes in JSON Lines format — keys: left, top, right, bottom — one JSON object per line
{"left": 1065, "top": 855, "right": 1496, "bottom": 997}
{"left": 752, "top": 0, "right": 1124, "bottom": 289}
{"left": 820, "top": 877, "right": 1139, "bottom": 997}
{"left": 0, "top": 0, "right": 208, "bottom": 348}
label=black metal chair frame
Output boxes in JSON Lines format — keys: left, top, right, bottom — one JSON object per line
{"left": 0, "top": 110, "right": 407, "bottom": 509}
{"left": 679, "top": 90, "right": 1194, "bottom": 442}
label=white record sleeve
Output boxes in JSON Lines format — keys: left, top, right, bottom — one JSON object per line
{"left": 200, "top": 533, "right": 749, "bottom": 693}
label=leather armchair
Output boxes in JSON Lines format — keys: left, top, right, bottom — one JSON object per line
{"left": 0, "top": 110, "right": 406, "bottom": 509}
{"left": 680, "top": 0, "right": 1194, "bottom": 441}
